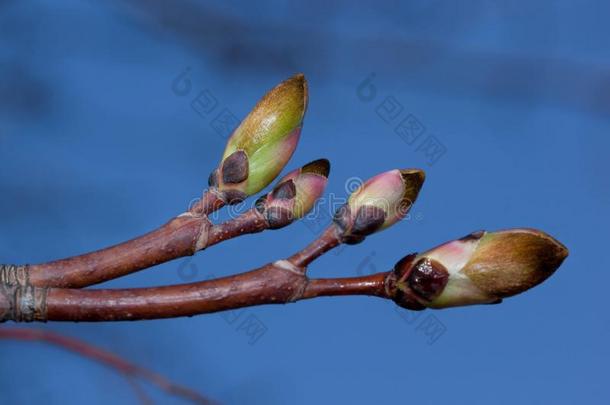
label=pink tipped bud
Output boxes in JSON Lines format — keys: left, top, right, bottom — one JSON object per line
{"left": 388, "top": 228, "right": 568, "bottom": 309}
{"left": 333, "top": 169, "right": 425, "bottom": 244}
{"left": 256, "top": 159, "right": 330, "bottom": 229}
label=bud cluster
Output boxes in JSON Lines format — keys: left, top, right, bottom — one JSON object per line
{"left": 205, "top": 74, "right": 568, "bottom": 311}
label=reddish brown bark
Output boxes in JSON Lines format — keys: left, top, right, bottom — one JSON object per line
{"left": 286, "top": 226, "right": 341, "bottom": 268}
{"left": 40, "top": 268, "right": 392, "bottom": 322}
{"left": 300, "top": 272, "right": 388, "bottom": 299}
{"left": 1, "top": 221, "right": 414, "bottom": 323}
{"left": 44, "top": 263, "right": 309, "bottom": 321}
{"left": 187, "top": 188, "right": 227, "bottom": 217}
{"left": 27, "top": 189, "right": 225, "bottom": 288}
{"left": 29, "top": 215, "right": 204, "bottom": 288}
{"left": 26, "top": 198, "right": 269, "bottom": 289}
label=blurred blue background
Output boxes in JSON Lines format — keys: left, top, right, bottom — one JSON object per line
{"left": 1, "top": 1, "right": 608, "bottom": 404}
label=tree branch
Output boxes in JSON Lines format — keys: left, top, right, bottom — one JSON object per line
{"left": 0, "top": 327, "right": 214, "bottom": 404}
{"left": 24, "top": 194, "right": 272, "bottom": 289}
{"left": 300, "top": 272, "right": 387, "bottom": 299}
{"left": 30, "top": 268, "right": 392, "bottom": 322}
{"left": 0, "top": 224, "right": 414, "bottom": 322}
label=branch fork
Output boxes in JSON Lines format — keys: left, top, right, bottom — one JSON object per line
{"left": 1, "top": 74, "right": 568, "bottom": 324}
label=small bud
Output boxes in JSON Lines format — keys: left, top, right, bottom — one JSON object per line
{"left": 390, "top": 228, "right": 569, "bottom": 309}
{"left": 257, "top": 159, "right": 330, "bottom": 229}
{"left": 211, "top": 74, "right": 308, "bottom": 202}
{"left": 334, "top": 169, "right": 425, "bottom": 244}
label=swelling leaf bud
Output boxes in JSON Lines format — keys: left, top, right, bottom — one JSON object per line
{"left": 389, "top": 228, "right": 568, "bottom": 309}
{"left": 256, "top": 159, "right": 330, "bottom": 229}
{"left": 333, "top": 169, "right": 425, "bottom": 244}
{"left": 210, "top": 74, "right": 308, "bottom": 202}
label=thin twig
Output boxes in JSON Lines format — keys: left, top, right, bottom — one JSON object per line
{"left": 26, "top": 194, "right": 271, "bottom": 289}
{"left": 126, "top": 376, "right": 155, "bottom": 405}
{"left": 0, "top": 222, "right": 424, "bottom": 322}
{"left": 38, "top": 269, "right": 390, "bottom": 322}
{"left": 0, "top": 327, "right": 214, "bottom": 404}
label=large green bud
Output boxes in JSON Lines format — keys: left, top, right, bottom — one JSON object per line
{"left": 388, "top": 228, "right": 569, "bottom": 310}
{"left": 209, "top": 74, "right": 308, "bottom": 203}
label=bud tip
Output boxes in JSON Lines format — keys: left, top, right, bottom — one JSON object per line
{"left": 301, "top": 158, "right": 330, "bottom": 178}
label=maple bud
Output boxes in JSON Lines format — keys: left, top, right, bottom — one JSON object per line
{"left": 208, "top": 74, "right": 308, "bottom": 203}
{"left": 333, "top": 169, "right": 425, "bottom": 244}
{"left": 256, "top": 159, "right": 330, "bottom": 229}
{"left": 389, "top": 228, "right": 568, "bottom": 309}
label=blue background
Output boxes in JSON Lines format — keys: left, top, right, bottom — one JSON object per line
{"left": 1, "top": 1, "right": 608, "bottom": 404}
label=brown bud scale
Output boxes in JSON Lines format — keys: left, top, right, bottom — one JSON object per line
{"left": 385, "top": 256, "right": 426, "bottom": 311}
{"left": 301, "top": 159, "right": 330, "bottom": 177}
{"left": 208, "top": 169, "right": 219, "bottom": 188}
{"left": 266, "top": 207, "right": 294, "bottom": 229}
{"left": 351, "top": 205, "right": 386, "bottom": 236}
{"left": 222, "top": 150, "right": 249, "bottom": 184}
{"left": 406, "top": 258, "right": 449, "bottom": 301}
{"left": 332, "top": 204, "right": 351, "bottom": 232}
{"left": 271, "top": 180, "right": 297, "bottom": 200}
{"left": 255, "top": 196, "right": 267, "bottom": 213}
{"left": 459, "top": 230, "right": 485, "bottom": 242}
{"left": 221, "top": 189, "right": 247, "bottom": 204}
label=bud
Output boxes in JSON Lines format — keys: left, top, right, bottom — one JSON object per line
{"left": 209, "top": 74, "right": 308, "bottom": 203}
{"left": 389, "top": 228, "right": 568, "bottom": 309}
{"left": 256, "top": 159, "right": 330, "bottom": 229}
{"left": 333, "top": 169, "right": 425, "bottom": 244}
